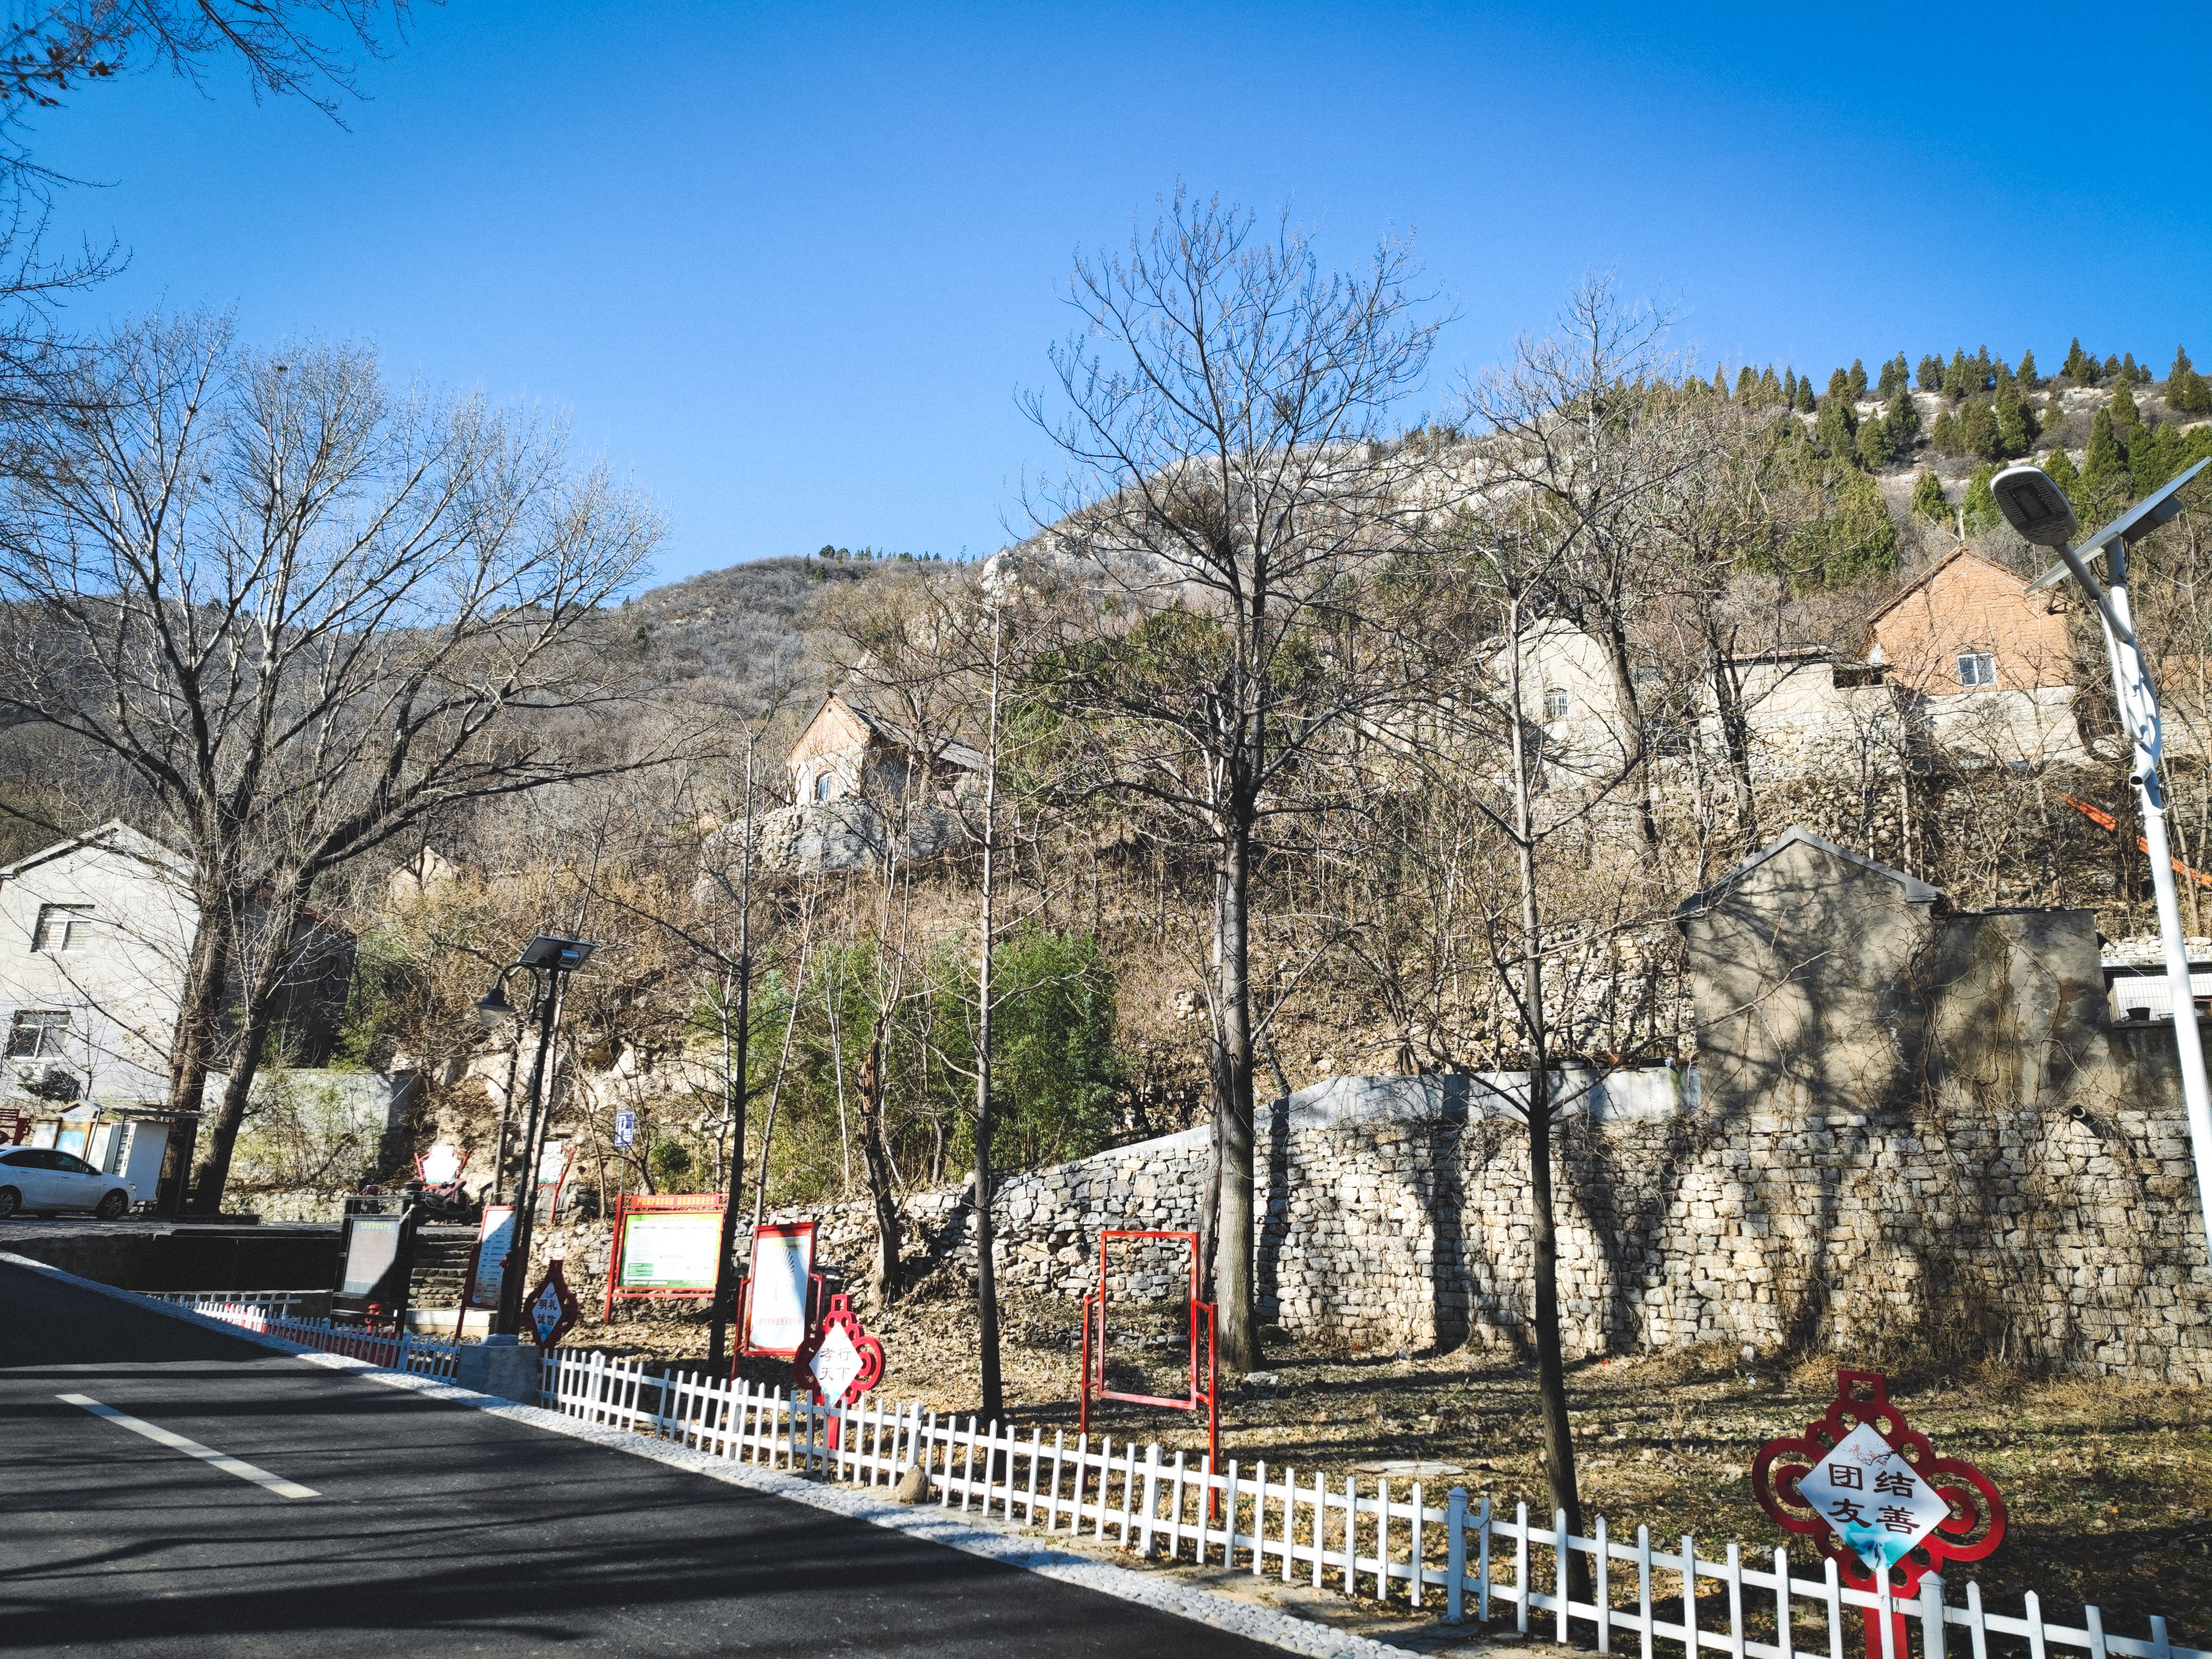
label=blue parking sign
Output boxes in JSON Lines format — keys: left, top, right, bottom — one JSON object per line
{"left": 613, "top": 1109, "right": 638, "bottom": 1150}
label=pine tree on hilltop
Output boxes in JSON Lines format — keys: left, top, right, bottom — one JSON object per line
{"left": 1877, "top": 354, "right": 1905, "bottom": 396}
{"left": 1783, "top": 368, "right": 1799, "bottom": 405}
{"left": 1857, "top": 413, "right": 1893, "bottom": 470}
{"left": 2017, "top": 349, "right": 2040, "bottom": 389}
{"left": 1943, "top": 350, "right": 1973, "bottom": 401}
{"left": 1815, "top": 395, "right": 1859, "bottom": 461}
{"left": 1827, "top": 366, "right": 1850, "bottom": 401}
{"left": 2121, "top": 352, "right": 2142, "bottom": 384}
{"left": 2082, "top": 404, "right": 2133, "bottom": 516}
{"left": 1917, "top": 353, "right": 1945, "bottom": 391}
{"left": 1758, "top": 364, "right": 1782, "bottom": 404}
{"left": 1794, "top": 377, "right": 1816, "bottom": 414}
{"left": 2102, "top": 353, "right": 2124, "bottom": 381}
{"left": 1713, "top": 366, "right": 1729, "bottom": 397}
{"left": 1909, "top": 468, "right": 1949, "bottom": 524}
{"left": 1993, "top": 372, "right": 2035, "bottom": 456}
{"left": 1972, "top": 346, "right": 1994, "bottom": 390}
{"left": 2110, "top": 379, "right": 2143, "bottom": 439}
{"left": 2043, "top": 446, "right": 2086, "bottom": 514}
{"left": 1847, "top": 358, "right": 1869, "bottom": 401}
{"left": 1930, "top": 407, "right": 1960, "bottom": 455}
{"left": 1886, "top": 383, "right": 1921, "bottom": 447}
{"left": 2171, "top": 346, "right": 2212, "bottom": 416}
{"left": 1737, "top": 365, "right": 1758, "bottom": 399}
{"left": 1963, "top": 464, "right": 2001, "bottom": 534}
{"left": 2065, "top": 338, "right": 2096, "bottom": 382}
{"left": 1959, "top": 398, "right": 2002, "bottom": 461}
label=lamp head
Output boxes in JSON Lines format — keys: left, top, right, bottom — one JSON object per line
{"left": 517, "top": 934, "right": 595, "bottom": 973}
{"left": 473, "top": 976, "right": 517, "bottom": 1030}
{"left": 1991, "top": 465, "right": 2079, "bottom": 548}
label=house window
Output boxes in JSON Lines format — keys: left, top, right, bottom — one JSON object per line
{"left": 1542, "top": 688, "right": 1570, "bottom": 721}
{"left": 7, "top": 1009, "right": 69, "bottom": 1059}
{"left": 813, "top": 771, "right": 835, "bottom": 803}
{"left": 1956, "top": 651, "right": 1997, "bottom": 688}
{"left": 32, "top": 904, "right": 92, "bottom": 952}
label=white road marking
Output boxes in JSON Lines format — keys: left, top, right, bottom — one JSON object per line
{"left": 57, "top": 1393, "right": 319, "bottom": 1499}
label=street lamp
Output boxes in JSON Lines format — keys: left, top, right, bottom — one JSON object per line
{"left": 474, "top": 934, "right": 595, "bottom": 1340}
{"left": 1993, "top": 456, "right": 2212, "bottom": 1261}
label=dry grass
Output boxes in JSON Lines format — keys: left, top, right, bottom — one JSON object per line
{"left": 574, "top": 1286, "right": 2212, "bottom": 1644}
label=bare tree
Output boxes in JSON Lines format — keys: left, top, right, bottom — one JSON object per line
{"left": 0, "top": 312, "right": 664, "bottom": 1213}
{"left": 1022, "top": 191, "right": 1443, "bottom": 1371}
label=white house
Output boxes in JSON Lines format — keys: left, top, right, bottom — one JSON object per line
{"left": 0, "top": 822, "right": 355, "bottom": 1208}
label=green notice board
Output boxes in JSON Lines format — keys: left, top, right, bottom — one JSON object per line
{"left": 618, "top": 1211, "right": 721, "bottom": 1290}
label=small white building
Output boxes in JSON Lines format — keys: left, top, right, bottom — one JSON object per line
{"left": 0, "top": 822, "right": 354, "bottom": 1207}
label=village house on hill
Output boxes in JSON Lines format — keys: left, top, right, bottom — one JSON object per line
{"left": 744, "top": 688, "right": 984, "bottom": 872}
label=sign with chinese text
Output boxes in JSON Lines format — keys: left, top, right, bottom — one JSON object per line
{"left": 794, "top": 1291, "right": 884, "bottom": 1408}
{"left": 529, "top": 1258, "right": 581, "bottom": 1349}
{"left": 618, "top": 1211, "right": 721, "bottom": 1290}
{"left": 1791, "top": 1421, "right": 1953, "bottom": 1573}
{"left": 463, "top": 1205, "right": 515, "bottom": 1311}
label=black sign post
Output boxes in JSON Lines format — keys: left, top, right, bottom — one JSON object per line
{"left": 332, "top": 1194, "right": 420, "bottom": 1326}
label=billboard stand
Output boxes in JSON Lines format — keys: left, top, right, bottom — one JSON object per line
{"left": 332, "top": 1193, "right": 421, "bottom": 1328}
{"left": 602, "top": 1192, "right": 729, "bottom": 1320}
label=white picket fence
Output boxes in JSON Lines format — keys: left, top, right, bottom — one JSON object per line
{"left": 151, "top": 1289, "right": 319, "bottom": 1321}
{"left": 544, "top": 1348, "right": 2209, "bottom": 1659}
{"left": 189, "top": 1301, "right": 464, "bottom": 1379}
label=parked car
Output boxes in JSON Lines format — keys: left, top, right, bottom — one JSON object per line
{"left": 0, "top": 1148, "right": 134, "bottom": 1219}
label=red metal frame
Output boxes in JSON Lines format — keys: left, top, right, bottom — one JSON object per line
{"left": 527, "top": 1258, "right": 582, "bottom": 1349}
{"left": 1080, "top": 1230, "right": 1218, "bottom": 1490}
{"left": 414, "top": 1144, "right": 470, "bottom": 1183}
{"left": 458, "top": 1203, "right": 515, "bottom": 1316}
{"left": 1753, "top": 1370, "right": 2006, "bottom": 1659}
{"left": 601, "top": 1192, "right": 729, "bottom": 1319}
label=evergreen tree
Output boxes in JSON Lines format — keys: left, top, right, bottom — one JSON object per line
{"left": 1877, "top": 354, "right": 1904, "bottom": 396}
{"left": 1992, "top": 369, "right": 2035, "bottom": 455}
{"left": 1847, "top": 358, "right": 1869, "bottom": 401}
{"left": 2110, "top": 380, "right": 2143, "bottom": 439}
{"left": 2102, "top": 353, "right": 2124, "bottom": 381}
{"left": 1712, "top": 366, "right": 1728, "bottom": 397}
{"left": 2043, "top": 446, "right": 2086, "bottom": 514}
{"left": 1758, "top": 364, "right": 1783, "bottom": 404}
{"left": 1827, "top": 366, "right": 1850, "bottom": 401}
{"left": 1971, "top": 346, "right": 1994, "bottom": 389}
{"left": 1930, "top": 408, "right": 1960, "bottom": 455}
{"left": 2064, "top": 338, "right": 2095, "bottom": 382}
{"left": 2016, "top": 348, "right": 2040, "bottom": 389}
{"left": 1962, "top": 465, "right": 2001, "bottom": 535}
{"left": 1857, "top": 414, "right": 1893, "bottom": 470}
{"left": 2082, "top": 405, "right": 2133, "bottom": 511}
{"left": 2121, "top": 351, "right": 2141, "bottom": 383}
{"left": 1795, "top": 377, "right": 1816, "bottom": 414}
{"left": 1736, "top": 365, "right": 1758, "bottom": 399}
{"left": 1943, "top": 349, "right": 1973, "bottom": 400}
{"left": 1917, "top": 353, "right": 1945, "bottom": 391}
{"left": 1909, "top": 468, "right": 1949, "bottom": 524}
{"left": 1814, "top": 395, "right": 1859, "bottom": 460}
{"left": 2170, "top": 345, "right": 2212, "bottom": 415}
{"left": 1958, "top": 399, "right": 2001, "bottom": 461}
{"left": 1886, "top": 382, "right": 1921, "bottom": 446}
{"left": 1782, "top": 368, "right": 1798, "bottom": 405}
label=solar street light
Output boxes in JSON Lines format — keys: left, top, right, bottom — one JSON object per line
{"left": 1993, "top": 458, "right": 2212, "bottom": 1264}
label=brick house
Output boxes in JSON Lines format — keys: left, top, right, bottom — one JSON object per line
{"left": 1863, "top": 546, "right": 2084, "bottom": 762}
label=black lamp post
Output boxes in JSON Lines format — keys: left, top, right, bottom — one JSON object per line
{"left": 475, "top": 934, "right": 595, "bottom": 1340}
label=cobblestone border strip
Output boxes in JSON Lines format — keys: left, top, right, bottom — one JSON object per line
{"left": 1, "top": 1251, "right": 1418, "bottom": 1659}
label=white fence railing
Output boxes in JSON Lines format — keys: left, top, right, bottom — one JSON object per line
{"left": 151, "top": 1289, "right": 319, "bottom": 1321}
{"left": 544, "top": 1349, "right": 2208, "bottom": 1659}
{"left": 189, "top": 1302, "right": 465, "bottom": 1379}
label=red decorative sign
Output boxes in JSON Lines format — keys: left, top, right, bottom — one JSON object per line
{"left": 1081, "top": 1230, "right": 1218, "bottom": 1493}
{"left": 792, "top": 1292, "right": 884, "bottom": 1409}
{"left": 1753, "top": 1370, "right": 2005, "bottom": 1659}
{"left": 527, "top": 1258, "right": 582, "bottom": 1350}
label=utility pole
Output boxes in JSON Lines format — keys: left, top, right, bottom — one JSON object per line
{"left": 709, "top": 744, "right": 757, "bottom": 1372}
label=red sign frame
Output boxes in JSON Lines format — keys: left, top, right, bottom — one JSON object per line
{"left": 793, "top": 1291, "right": 885, "bottom": 1408}
{"left": 1752, "top": 1369, "right": 2006, "bottom": 1659}
{"left": 601, "top": 1192, "right": 729, "bottom": 1319}
{"left": 734, "top": 1221, "right": 820, "bottom": 1361}
{"left": 1080, "top": 1229, "right": 1218, "bottom": 1486}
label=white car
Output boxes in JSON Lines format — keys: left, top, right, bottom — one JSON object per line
{"left": 0, "top": 1147, "right": 134, "bottom": 1219}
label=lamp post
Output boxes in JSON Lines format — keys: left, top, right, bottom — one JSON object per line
{"left": 1993, "top": 457, "right": 2212, "bottom": 1261}
{"left": 474, "top": 934, "right": 595, "bottom": 1339}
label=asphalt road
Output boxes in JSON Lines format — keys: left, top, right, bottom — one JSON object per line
{"left": 0, "top": 1261, "right": 1276, "bottom": 1657}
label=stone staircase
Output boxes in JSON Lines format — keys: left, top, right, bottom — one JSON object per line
{"left": 409, "top": 1225, "right": 479, "bottom": 1309}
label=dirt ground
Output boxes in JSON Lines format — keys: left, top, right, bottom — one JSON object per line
{"left": 574, "top": 1279, "right": 2212, "bottom": 1646}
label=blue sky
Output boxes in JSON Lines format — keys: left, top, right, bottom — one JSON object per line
{"left": 25, "top": 2, "right": 2212, "bottom": 583}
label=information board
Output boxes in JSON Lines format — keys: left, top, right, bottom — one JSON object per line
{"left": 618, "top": 1211, "right": 721, "bottom": 1290}
{"left": 340, "top": 1215, "right": 403, "bottom": 1297}
{"left": 744, "top": 1222, "right": 815, "bottom": 1357}
{"left": 462, "top": 1205, "right": 516, "bottom": 1312}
